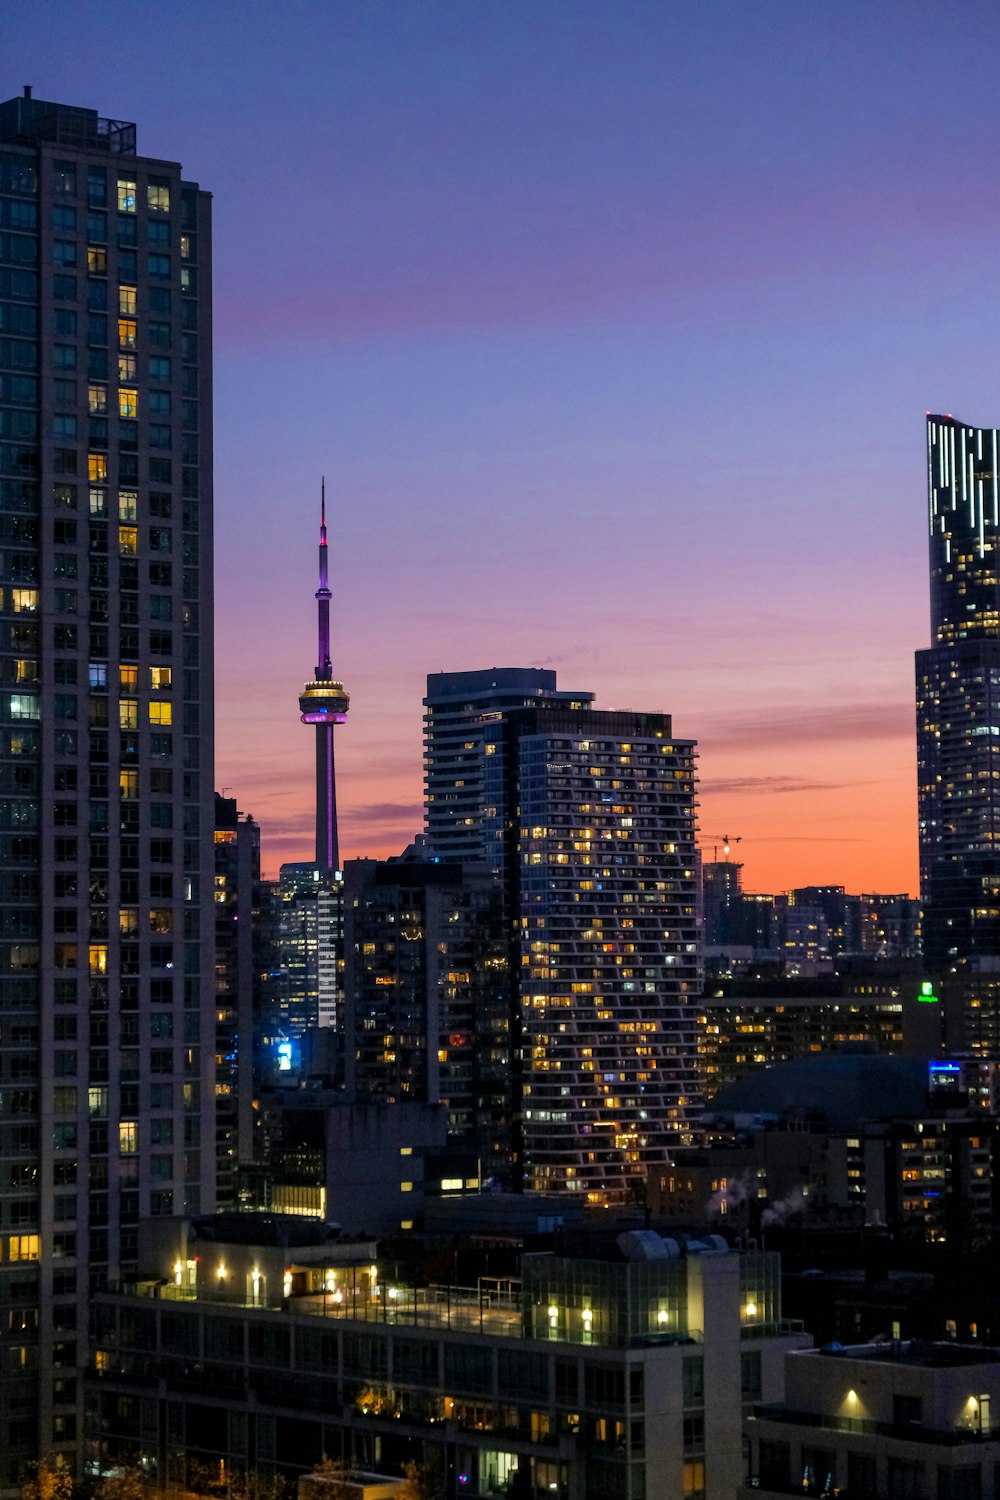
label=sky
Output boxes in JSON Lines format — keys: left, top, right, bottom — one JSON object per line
{"left": 7, "top": 0, "right": 1000, "bottom": 892}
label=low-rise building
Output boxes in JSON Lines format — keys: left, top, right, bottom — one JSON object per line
{"left": 85, "top": 1218, "right": 808, "bottom": 1500}
{"left": 744, "top": 1340, "right": 1000, "bottom": 1500}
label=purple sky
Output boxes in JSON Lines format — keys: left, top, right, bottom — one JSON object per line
{"left": 9, "top": 0, "right": 1000, "bottom": 890}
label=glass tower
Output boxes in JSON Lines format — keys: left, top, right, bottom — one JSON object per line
{"left": 917, "top": 415, "right": 1000, "bottom": 1050}
{"left": 0, "top": 91, "right": 215, "bottom": 1479}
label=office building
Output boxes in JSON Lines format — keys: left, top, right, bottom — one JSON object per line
{"left": 744, "top": 1340, "right": 1000, "bottom": 1500}
{"left": 423, "top": 668, "right": 593, "bottom": 863}
{"left": 259, "top": 862, "right": 325, "bottom": 1056}
{"left": 917, "top": 416, "right": 1000, "bottom": 1048}
{"left": 0, "top": 90, "right": 215, "bottom": 1479}
{"left": 87, "top": 1219, "right": 808, "bottom": 1498}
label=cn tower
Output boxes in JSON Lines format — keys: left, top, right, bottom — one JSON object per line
{"left": 298, "top": 484, "right": 349, "bottom": 877}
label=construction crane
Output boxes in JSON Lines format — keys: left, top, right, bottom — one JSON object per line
{"left": 703, "top": 833, "right": 742, "bottom": 863}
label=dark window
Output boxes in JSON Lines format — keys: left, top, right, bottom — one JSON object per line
{"left": 888, "top": 1461, "right": 923, "bottom": 1500}
{"left": 740, "top": 1351, "right": 761, "bottom": 1400}
{"left": 938, "top": 1470, "right": 981, "bottom": 1500}
{"left": 682, "top": 1356, "right": 704, "bottom": 1406}
{"left": 895, "top": 1395, "right": 923, "bottom": 1426}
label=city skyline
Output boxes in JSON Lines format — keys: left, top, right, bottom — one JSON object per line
{"left": 10, "top": 3, "right": 1000, "bottom": 892}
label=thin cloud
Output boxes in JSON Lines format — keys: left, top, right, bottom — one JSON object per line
{"left": 701, "top": 775, "right": 850, "bottom": 796}
{"left": 346, "top": 801, "right": 424, "bottom": 827}
{"left": 699, "top": 701, "right": 913, "bottom": 750}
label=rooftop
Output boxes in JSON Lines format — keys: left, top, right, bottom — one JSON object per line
{"left": 0, "top": 90, "right": 136, "bottom": 153}
{"left": 815, "top": 1340, "right": 1000, "bottom": 1369}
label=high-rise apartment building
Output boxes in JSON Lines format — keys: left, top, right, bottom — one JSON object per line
{"left": 491, "top": 707, "right": 702, "bottom": 1198}
{"left": 917, "top": 416, "right": 1000, "bottom": 1050}
{"left": 423, "top": 668, "right": 594, "bottom": 862}
{"left": 342, "top": 855, "right": 510, "bottom": 1175}
{"left": 0, "top": 92, "right": 215, "bottom": 1479}
{"left": 423, "top": 672, "right": 702, "bottom": 1199}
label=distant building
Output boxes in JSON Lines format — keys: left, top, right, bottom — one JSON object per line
{"left": 213, "top": 794, "right": 259, "bottom": 1209}
{"left": 260, "top": 861, "right": 336, "bottom": 1058}
{"left": 342, "top": 857, "right": 510, "bottom": 1178}
{"left": 653, "top": 1054, "right": 1000, "bottom": 1250}
{"left": 918, "top": 416, "right": 1000, "bottom": 1050}
{"left": 698, "top": 969, "right": 915, "bottom": 1099}
{"left": 423, "top": 668, "right": 593, "bottom": 863}
{"left": 702, "top": 871, "right": 919, "bottom": 977}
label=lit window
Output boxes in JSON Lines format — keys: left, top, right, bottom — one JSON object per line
{"left": 118, "top": 353, "right": 136, "bottom": 382}
{"left": 89, "top": 488, "right": 106, "bottom": 517}
{"left": 118, "top": 389, "right": 138, "bottom": 419}
{"left": 150, "top": 666, "right": 172, "bottom": 690}
{"left": 10, "top": 589, "right": 37, "bottom": 613}
{"left": 88, "top": 246, "right": 107, "bottom": 275}
{"left": 148, "top": 702, "right": 172, "bottom": 726}
{"left": 119, "top": 701, "right": 138, "bottom": 730}
{"left": 88, "top": 454, "right": 107, "bottom": 482}
{"left": 89, "top": 945, "right": 108, "bottom": 975}
{"left": 118, "top": 525, "right": 138, "bottom": 557}
{"left": 118, "top": 318, "right": 136, "bottom": 349}
{"left": 147, "top": 179, "right": 170, "bottom": 213}
{"left": 119, "top": 665, "right": 138, "bottom": 691}
{"left": 119, "top": 285, "right": 137, "bottom": 316}
{"left": 118, "top": 178, "right": 137, "bottom": 213}
{"left": 88, "top": 383, "right": 107, "bottom": 414}
{"left": 119, "top": 1122, "right": 137, "bottom": 1154}
{"left": 119, "top": 770, "right": 138, "bottom": 800}
{"left": 118, "top": 491, "right": 138, "bottom": 521}
{"left": 8, "top": 1235, "right": 40, "bottom": 1262}
{"left": 8, "top": 694, "right": 39, "bottom": 721}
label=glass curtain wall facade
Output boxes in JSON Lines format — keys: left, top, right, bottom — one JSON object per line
{"left": 917, "top": 417, "right": 1000, "bottom": 1049}
{"left": 0, "top": 92, "right": 215, "bottom": 1480}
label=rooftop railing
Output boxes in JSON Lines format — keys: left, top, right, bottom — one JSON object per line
{"left": 749, "top": 1404, "right": 1000, "bottom": 1446}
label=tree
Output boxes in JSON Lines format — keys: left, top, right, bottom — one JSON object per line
{"left": 94, "top": 1467, "right": 151, "bottom": 1500}
{"left": 21, "top": 1456, "right": 74, "bottom": 1500}
{"left": 398, "top": 1463, "right": 430, "bottom": 1500}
